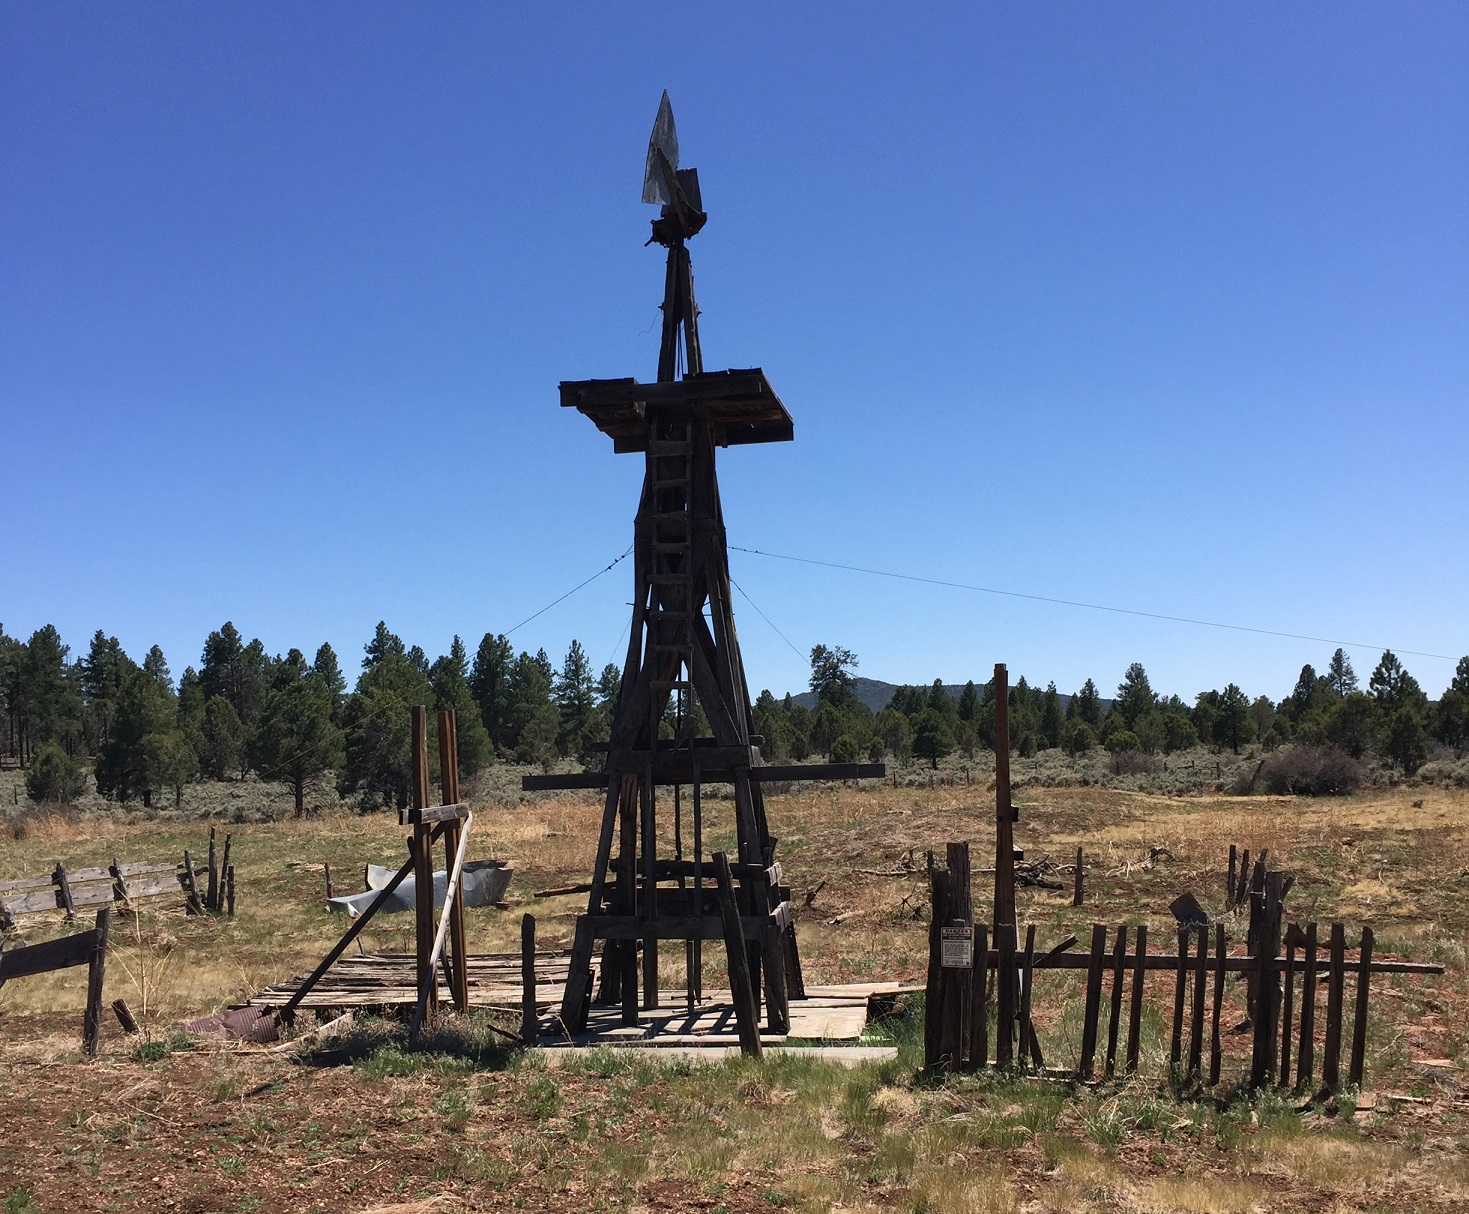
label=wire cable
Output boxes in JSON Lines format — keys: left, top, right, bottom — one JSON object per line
{"left": 729, "top": 545, "right": 1453, "bottom": 663}
{"left": 505, "top": 544, "right": 633, "bottom": 638}
{"left": 729, "top": 575, "right": 806, "bottom": 661}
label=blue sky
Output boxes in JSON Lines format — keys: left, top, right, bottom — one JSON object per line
{"left": 3, "top": 4, "right": 1465, "bottom": 701}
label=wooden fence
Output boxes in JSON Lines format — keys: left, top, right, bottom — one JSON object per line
{"left": 0, "top": 908, "right": 110, "bottom": 1055}
{"left": 924, "top": 840, "right": 1444, "bottom": 1092}
{"left": 0, "top": 829, "right": 236, "bottom": 929}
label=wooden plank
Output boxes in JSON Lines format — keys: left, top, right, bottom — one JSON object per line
{"left": 923, "top": 856, "right": 948, "bottom": 1071}
{"left": 969, "top": 922, "right": 989, "bottom": 1069}
{"left": 182, "top": 850, "right": 202, "bottom": 915}
{"left": 83, "top": 907, "right": 109, "bottom": 1057}
{"left": 1280, "top": 929, "right": 1297, "bottom": 1086}
{"left": 992, "top": 663, "right": 1016, "bottom": 935}
{"left": 1104, "top": 926, "right": 1126, "bottom": 1078}
{"left": 1227, "top": 844, "right": 1237, "bottom": 904}
{"left": 276, "top": 851, "right": 420, "bottom": 1020}
{"left": 1169, "top": 926, "right": 1188, "bottom": 1082}
{"left": 1296, "top": 922, "right": 1318, "bottom": 1091}
{"left": 942, "top": 843, "right": 970, "bottom": 1067}
{"left": 1072, "top": 847, "right": 1084, "bottom": 907}
{"left": 207, "top": 826, "right": 218, "bottom": 913}
{"left": 0, "top": 928, "right": 95, "bottom": 979}
{"left": 995, "top": 922, "right": 1016, "bottom": 1069}
{"left": 1078, "top": 924, "right": 1107, "bottom": 1080}
{"left": 1126, "top": 923, "right": 1147, "bottom": 1075}
{"left": 1349, "top": 925, "right": 1374, "bottom": 1087}
{"left": 1019, "top": 924, "right": 1040, "bottom": 1072}
{"left": 403, "top": 802, "right": 471, "bottom": 824}
{"left": 1209, "top": 923, "right": 1226, "bottom": 1086}
{"left": 1188, "top": 925, "right": 1207, "bottom": 1082}
{"left": 1323, "top": 922, "right": 1346, "bottom": 1091}
{"left": 713, "top": 852, "right": 761, "bottom": 1058}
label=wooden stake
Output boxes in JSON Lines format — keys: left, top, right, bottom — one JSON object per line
{"left": 1072, "top": 847, "right": 1084, "bottom": 907}
{"left": 411, "top": 706, "right": 436, "bottom": 1023}
{"left": 219, "top": 834, "right": 232, "bottom": 908}
{"left": 1280, "top": 929, "right": 1297, "bottom": 1086}
{"left": 438, "top": 709, "right": 469, "bottom": 1013}
{"left": 521, "top": 914, "right": 539, "bottom": 1045}
{"left": 1227, "top": 844, "right": 1237, "bottom": 905}
{"left": 1078, "top": 923, "right": 1107, "bottom": 1080}
{"left": 52, "top": 862, "right": 76, "bottom": 922}
{"left": 226, "top": 865, "right": 235, "bottom": 918}
{"left": 1323, "top": 922, "right": 1346, "bottom": 1091}
{"left": 1296, "top": 922, "right": 1318, "bottom": 1091}
{"left": 324, "top": 862, "right": 334, "bottom": 901}
{"left": 111, "top": 998, "right": 138, "bottom": 1034}
{"left": 1018, "top": 923, "right": 1039, "bottom": 1071}
{"left": 1349, "top": 925, "right": 1374, "bottom": 1087}
{"left": 207, "top": 825, "right": 218, "bottom": 913}
{"left": 970, "top": 922, "right": 989, "bottom": 1068}
{"left": 1188, "top": 926, "right": 1207, "bottom": 1082}
{"left": 1169, "top": 926, "right": 1188, "bottom": 1084}
{"left": 182, "top": 850, "right": 202, "bottom": 915}
{"left": 1209, "top": 923, "right": 1226, "bottom": 1086}
{"left": 992, "top": 663, "right": 1015, "bottom": 934}
{"left": 1104, "top": 925, "right": 1127, "bottom": 1078}
{"left": 995, "top": 921, "right": 1016, "bottom": 1069}
{"left": 1126, "top": 923, "right": 1147, "bottom": 1074}
{"left": 83, "top": 907, "right": 109, "bottom": 1058}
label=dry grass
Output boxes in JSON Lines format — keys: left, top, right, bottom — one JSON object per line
{"left": 3, "top": 777, "right": 1468, "bottom": 1212}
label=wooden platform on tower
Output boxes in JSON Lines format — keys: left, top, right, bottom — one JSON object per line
{"left": 524, "top": 95, "right": 882, "bottom": 1051}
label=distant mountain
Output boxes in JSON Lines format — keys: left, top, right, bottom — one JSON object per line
{"left": 783, "top": 678, "right": 1112, "bottom": 715}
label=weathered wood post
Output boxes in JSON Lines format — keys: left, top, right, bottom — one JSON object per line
{"left": 1349, "top": 926, "right": 1374, "bottom": 1087}
{"left": 83, "top": 907, "right": 110, "bottom": 1057}
{"left": 713, "top": 851, "right": 761, "bottom": 1057}
{"left": 992, "top": 663, "right": 1017, "bottom": 1067}
{"left": 521, "top": 914, "right": 539, "bottom": 1045}
{"left": 411, "top": 707, "right": 437, "bottom": 1023}
{"left": 438, "top": 709, "right": 470, "bottom": 1012}
{"left": 1072, "top": 847, "right": 1084, "bottom": 907}
{"left": 1322, "top": 922, "right": 1346, "bottom": 1091}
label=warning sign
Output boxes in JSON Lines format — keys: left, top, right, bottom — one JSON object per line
{"left": 940, "top": 921, "right": 973, "bottom": 969}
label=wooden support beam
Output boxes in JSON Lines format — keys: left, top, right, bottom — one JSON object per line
{"left": 411, "top": 706, "right": 436, "bottom": 1025}
{"left": 713, "top": 852, "right": 761, "bottom": 1057}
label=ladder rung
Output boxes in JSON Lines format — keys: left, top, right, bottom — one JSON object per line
{"left": 648, "top": 441, "right": 691, "bottom": 455}
{"left": 650, "top": 573, "right": 692, "bottom": 585}
{"left": 651, "top": 541, "right": 690, "bottom": 554}
{"left": 651, "top": 679, "right": 691, "bottom": 693}
{"left": 651, "top": 643, "right": 693, "bottom": 654}
{"left": 651, "top": 511, "right": 690, "bottom": 522}
{"left": 653, "top": 478, "right": 689, "bottom": 490}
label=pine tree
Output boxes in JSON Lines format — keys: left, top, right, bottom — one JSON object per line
{"left": 912, "top": 709, "right": 955, "bottom": 769}
{"left": 1327, "top": 648, "right": 1358, "bottom": 697}
{"left": 1040, "top": 683, "right": 1062, "bottom": 750}
{"left": 95, "top": 665, "right": 175, "bottom": 805}
{"left": 430, "top": 637, "right": 494, "bottom": 776}
{"left": 313, "top": 643, "right": 346, "bottom": 718}
{"left": 80, "top": 631, "right": 129, "bottom": 753}
{"left": 957, "top": 681, "right": 980, "bottom": 723}
{"left": 1073, "top": 679, "right": 1103, "bottom": 728}
{"left": 198, "top": 696, "right": 246, "bottom": 781}
{"left": 809, "top": 644, "right": 859, "bottom": 710}
{"left": 1215, "top": 684, "right": 1252, "bottom": 755}
{"left": 18, "top": 625, "right": 84, "bottom": 758}
{"left": 553, "top": 640, "right": 598, "bottom": 758}
{"left": 249, "top": 658, "right": 345, "bottom": 814}
{"left": 469, "top": 633, "right": 515, "bottom": 752}
{"left": 1114, "top": 663, "right": 1157, "bottom": 728}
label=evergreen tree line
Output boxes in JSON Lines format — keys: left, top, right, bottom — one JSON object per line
{"left": 5, "top": 621, "right": 1466, "bottom": 808}
{"left": 751, "top": 645, "right": 1469, "bottom": 775}
{"left": 0, "top": 621, "right": 622, "bottom": 812}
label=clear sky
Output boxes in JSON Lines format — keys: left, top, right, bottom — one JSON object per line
{"left": 3, "top": 4, "right": 1466, "bottom": 702}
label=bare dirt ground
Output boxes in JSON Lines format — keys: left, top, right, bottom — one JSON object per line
{"left": 2, "top": 778, "right": 1467, "bottom": 1212}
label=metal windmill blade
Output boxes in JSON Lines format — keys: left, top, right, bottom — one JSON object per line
{"left": 642, "top": 90, "right": 679, "bottom": 205}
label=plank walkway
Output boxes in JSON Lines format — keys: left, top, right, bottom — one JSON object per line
{"left": 248, "top": 953, "right": 912, "bottom": 1054}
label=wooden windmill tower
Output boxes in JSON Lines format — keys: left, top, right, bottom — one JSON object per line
{"left": 526, "top": 95, "right": 882, "bottom": 1044}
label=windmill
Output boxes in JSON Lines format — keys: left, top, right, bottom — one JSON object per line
{"left": 527, "top": 94, "right": 882, "bottom": 1045}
